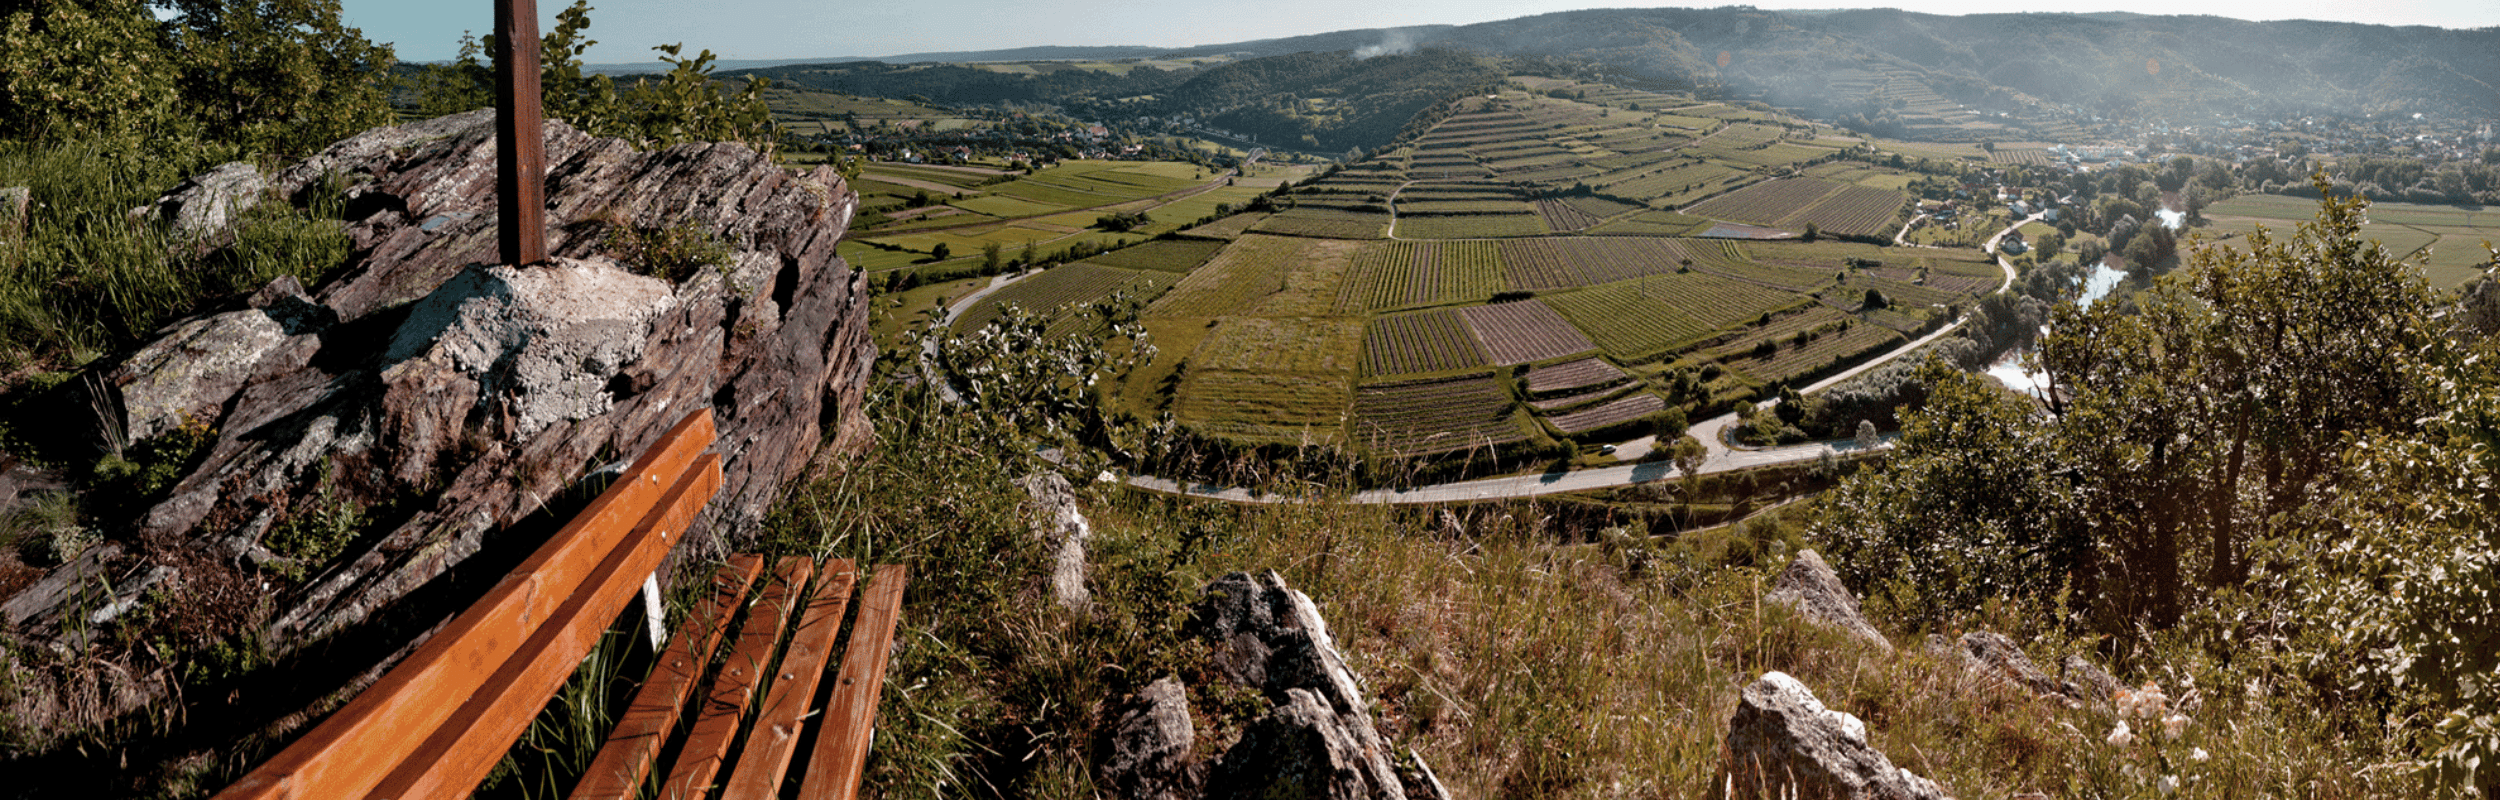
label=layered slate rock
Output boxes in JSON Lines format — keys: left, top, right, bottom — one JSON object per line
{"left": 1180, "top": 571, "right": 1449, "bottom": 800}
{"left": 1104, "top": 676, "right": 1198, "bottom": 800}
{"left": 3, "top": 109, "right": 870, "bottom": 733}
{"left": 1766, "top": 549, "right": 1894, "bottom": 652}
{"left": 1720, "top": 671, "right": 1950, "bottom": 800}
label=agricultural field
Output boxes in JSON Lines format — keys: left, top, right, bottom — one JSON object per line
{"left": 1348, "top": 375, "right": 1531, "bottom": 456}
{"left": 2201, "top": 194, "right": 2500, "bottom": 288}
{"left": 952, "top": 263, "right": 1177, "bottom": 334}
{"left": 1546, "top": 391, "right": 1668, "bottom": 435}
{"left": 1362, "top": 309, "right": 1490, "bottom": 376}
{"left": 1459, "top": 301, "right": 1598, "bottom": 365}
{"left": 964, "top": 78, "right": 2002, "bottom": 466}
{"left": 1335, "top": 241, "right": 1507, "bottom": 312}
{"left": 1524, "top": 357, "right": 1631, "bottom": 397}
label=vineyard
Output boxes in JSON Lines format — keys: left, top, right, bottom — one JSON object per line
{"left": 1335, "top": 241, "right": 1506, "bottom": 312}
{"left": 1534, "top": 199, "right": 1605, "bottom": 232}
{"left": 1547, "top": 391, "right": 1667, "bottom": 435}
{"left": 1524, "top": 357, "right": 1630, "bottom": 396}
{"left": 954, "top": 263, "right": 1172, "bottom": 333}
{"left": 1542, "top": 285, "right": 1714, "bottom": 360}
{"left": 1361, "top": 309, "right": 1490, "bottom": 376}
{"left": 1633, "top": 271, "right": 1812, "bottom": 328}
{"left": 1252, "top": 209, "right": 1389, "bottom": 239}
{"left": 1349, "top": 375, "right": 1530, "bottom": 456}
{"left": 1192, "top": 317, "right": 1362, "bottom": 375}
{"left": 1459, "top": 301, "right": 1598, "bottom": 365}
{"left": 1147, "top": 234, "right": 1304, "bottom": 318}
{"left": 1785, "top": 184, "right": 1909, "bottom": 239}
{"left": 1723, "top": 323, "right": 1905, "bottom": 386}
{"left": 1396, "top": 213, "right": 1550, "bottom": 239}
{"left": 1172, "top": 370, "right": 1352, "bottom": 445}
{"left": 1086, "top": 239, "right": 1226, "bottom": 273}
{"left": 1686, "top": 178, "right": 1848, "bottom": 226}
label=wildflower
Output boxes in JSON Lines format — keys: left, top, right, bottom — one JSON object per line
{"left": 2158, "top": 774, "right": 2179, "bottom": 795}
{"left": 2107, "top": 720, "right": 2135, "bottom": 747}
{"left": 2189, "top": 747, "right": 2210, "bottom": 763}
{"left": 2133, "top": 682, "right": 2171, "bottom": 719}
{"left": 2162, "top": 712, "right": 2191, "bottom": 740}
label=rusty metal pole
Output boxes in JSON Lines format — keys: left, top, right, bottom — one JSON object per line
{"left": 495, "top": 0, "right": 548, "bottom": 266}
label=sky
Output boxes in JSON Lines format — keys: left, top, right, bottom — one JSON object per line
{"left": 344, "top": 0, "right": 2500, "bottom": 64}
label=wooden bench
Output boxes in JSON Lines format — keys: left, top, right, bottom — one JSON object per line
{"left": 212, "top": 409, "right": 909, "bottom": 799}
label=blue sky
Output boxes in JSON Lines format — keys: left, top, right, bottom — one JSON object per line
{"left": 344, "top": 0, "right": 2500, "bottom": 64}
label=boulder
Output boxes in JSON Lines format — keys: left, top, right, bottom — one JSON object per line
{"left": 1720, "top": 671, "right": 1950, "bottom": 800}
{"left": 1952, "top": 632, "right": 2075, "bottom": 703}
{"left": 1208, "top": 688, "right": 1403, "bottom": 800}
{"left": 1, "top": 109, "right": 872, "bottom": 746}
{"left": 1015, "top": 472, "right": 1092, "bottom": 610}
{"left": 1766, "top": 550, "right": 1893, "bottom": 652}
{"left": 2060, "top": 654, "right": 2123, "bottom": 705}
{"left": 1103, "top": 676, "right": 1197, "bottom": 800}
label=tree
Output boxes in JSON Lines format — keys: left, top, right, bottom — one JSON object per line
{"left": 982, "top": 242, "right": 1004, "bottom": 273}
{"left": 1862, "top": 288, "right": 1888, "bottom": 310}
{"left": 412, "top": 1, "right": 776, "bottom": 154}
{"left": 1853, "top": 419, "right": 1879, "bottom": 451}
{"left": 929, "top": 242, "right": 951, "bottom": 261}
{"left": 0, "top": 0, "right": 185, "bottom": 144}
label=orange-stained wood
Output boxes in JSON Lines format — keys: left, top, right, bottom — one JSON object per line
{"left": 213, "top": 410, "right": 717, "bottom": 800}
{"left": 568, "top": 555, "right": 766, "bottom": 800}
{"left": 798, "top": 564, "right": 909, "bottom": 800}
{"left": 661, "top": 556, "right": 813, "bottom": 800}
{"left": 718, "top": 560, "right": 858, "bottom": 800}
{"left": 371, "top": 454, "right": 723, "bottom": 799}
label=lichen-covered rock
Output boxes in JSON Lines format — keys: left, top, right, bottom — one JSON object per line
{"left": 1188, "top": 572, "right": 1418, "bottom": 800}
{"left": 1104, "top": 676, "right": 1197, "bottom": 800}
{"left": 1016, "top": 472, "right": 1092, "bottom": 609}
{"left": 1766, "top": 549, "right": 1893, "bottom": 652}
{"left": 140, "top": 161, "right": 269, "bottom": 237}
{"left": 2061, "top": 653, "right": 2123, "bottom": 705}
{"left": 1720, "top": 671, "right": 1950, "bottom": 800}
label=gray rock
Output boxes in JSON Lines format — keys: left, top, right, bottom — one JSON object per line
{"left": 1188, "top": 572, "right": 1423, "bottom": 800}
{"left": 1766, "top": 550, "right": 1893, "bottom": 652}
{"left": 1015, "top": 472, "right": 1092, "bottom": 610}
{"left": 383, "top": 258, "right": 673, "bottom": 436}
{"left": 1, "top": 185, "right": 27, "bottom": 240}
{"left": 1955, "top": 632, "right": 2074, "bottom": 702}
{"left": 1720, "top": 671, "right": 1949, "bottom": 800}
{"left": 2061, "top": 653, "right": 2123, "bottom": 705}
{"left": 141, "top": 161, "right": 269, "bottom": 236}
{"left": 1208, "top": 688, "right": 1405, "bottom": 800}
{"left": 1104, "top": 677, "right": 1196, "bottom": 800}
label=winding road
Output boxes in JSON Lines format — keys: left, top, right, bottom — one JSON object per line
{"left": 938, "top": 213, "right": 2035, "bottom": 505}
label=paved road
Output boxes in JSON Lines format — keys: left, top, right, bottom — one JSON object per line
{"left": 959, "top": 212, "right": 2039, "bottom": 506}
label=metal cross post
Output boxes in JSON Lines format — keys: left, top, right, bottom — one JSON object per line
{"left": 495, "top": 0, "right": 548, "bottom": 266}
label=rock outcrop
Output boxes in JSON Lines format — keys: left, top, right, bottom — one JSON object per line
{"left": 1104, "top": 676, "right": 1198, "bottom": 800}
{"left": 1951, "top": 632, "right": 2072, "bottom": 702}
{"left": 1767, "top": 549, "right": 1894, "bottom": 652}
{"left": 1720, "top": 671, "right": 1950, "bottom": 800}
{"left": 1, "top": 109, "right": 871, "bottom": 741}
{"left": 1096, "top": 571, "right": 1448, "bottom": 800}
{"left": 1017, "top": 472, "right": 1093, "bottom": 609}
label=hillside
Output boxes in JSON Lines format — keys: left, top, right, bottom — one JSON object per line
{"left": 758, "top": 9, "right": 2500, "bottom": 145}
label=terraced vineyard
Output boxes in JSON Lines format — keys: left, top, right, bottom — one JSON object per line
{"left": 1362, "top": 309, "right": 1490, "bottom": 376}
{"left": 1349, "top": 375, "right": 1529, "bottom": 456}
{"left": 1003, "top": 80, "right": 2002, "bottom": 463}
{"left": 955, "top": 263, "right": 1174, "bottom": 333}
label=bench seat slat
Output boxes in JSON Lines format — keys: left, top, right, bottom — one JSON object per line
{"left": 662, "top": 556, "right": 814, "bottom": 799}
{"left": 568, "top": 554, "right": 766, "bottom": 800}
{"left": 800, "top": 564, "right": 909, "bottom": 800}
{"left": 719, "top": 559, "right": 858, "bottom": 800}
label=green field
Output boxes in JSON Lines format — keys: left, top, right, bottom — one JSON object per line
{"left": 2203, "top": 194, "right": 2500, "bottom": 288}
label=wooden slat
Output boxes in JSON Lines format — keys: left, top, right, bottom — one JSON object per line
{"left": 569, "top": 555, "right": 765, "bottom": 800}
{"left": 719, "top": 560, "right": 858, "bottom": 800}
{"left": 214, "top": 410, "right": 716, "bottom": 800}
{"left": 798, "top": 564, "right": 909, "bottom": 800}
{"left": 661, "top": 556, "right": 813, "bottom": 800}
{"left": 372, "top": 454, "right": 723, "bottom": 799}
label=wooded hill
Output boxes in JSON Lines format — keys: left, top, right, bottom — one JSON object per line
{"left": 755, "top": 9, "right": 2500, "bottom": 147}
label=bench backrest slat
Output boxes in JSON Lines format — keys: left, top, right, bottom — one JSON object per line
{"left": 663, "top": 556, "right": 814, "bottom": 799}
{"left": 568, "top": 555, "right": 765, "bottom": 800}
{"left": 213, "top": 410, "right": 718, "bottom": 800}
{"left": 719, "top": 560, "right": 858, "bottom": 800}
{"left": 371, "top": 453, "right": 722, "bottom": 799}
{"left": 799, "top": 564, "right": 909, "bottom": 800}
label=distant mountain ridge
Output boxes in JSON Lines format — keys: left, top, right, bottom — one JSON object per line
{"left": 716, "top": 8, "right": 2498, "bottom": 126}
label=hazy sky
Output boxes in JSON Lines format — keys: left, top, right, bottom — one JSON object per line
{"left": 345, "top": 0, "right": 2500, "bottom": 64}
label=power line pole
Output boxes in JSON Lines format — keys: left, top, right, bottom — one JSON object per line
{"left": 495, "top": 0, "right": 547, "bottom": 266}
